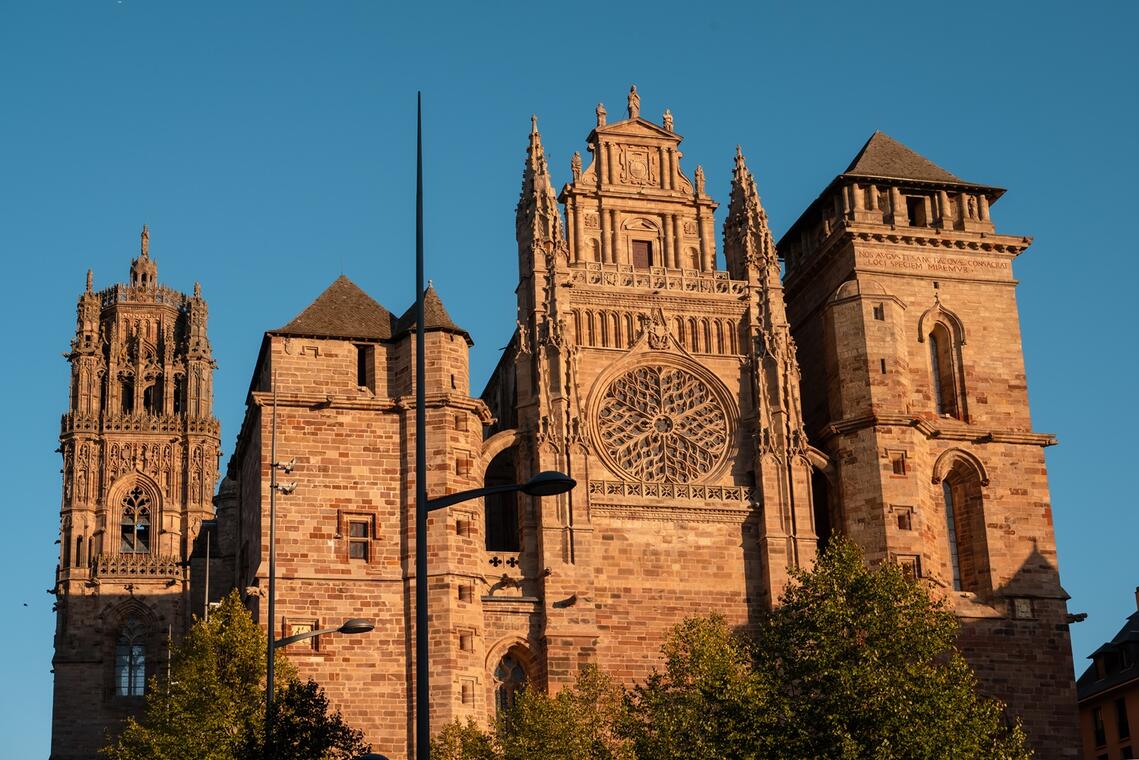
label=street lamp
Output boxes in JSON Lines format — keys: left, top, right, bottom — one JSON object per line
{"left": 413, "top": 94, "right": 576, "bottom": 759}
{"left": 274, "top": 618, "right": 375, "bottom": 649}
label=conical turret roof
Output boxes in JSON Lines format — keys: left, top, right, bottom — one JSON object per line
{"left": 394, "top": 284, "right": 471, "bottom": 345}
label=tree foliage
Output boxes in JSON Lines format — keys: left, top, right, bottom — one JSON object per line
{"left": 102, "top": 590, "right": 369, "bottom": 760}
{"left": 444, "top": 539, "right": 1031, "bottom": 760}
{"left": 751, "top": 538, "right": 1031, "bottom": 759}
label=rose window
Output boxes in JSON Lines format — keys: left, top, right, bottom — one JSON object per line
{"left": 596, "top": 365, "right": 729, "bottom": 483}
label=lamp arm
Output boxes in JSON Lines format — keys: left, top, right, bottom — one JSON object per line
{"left": 273, "top": 626, "right": 340, "bottom": 649}
{"left": 425, "top": 483, "right": 522, "bottom": 512}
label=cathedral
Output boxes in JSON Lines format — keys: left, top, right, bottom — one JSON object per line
{"left": 50, "top": 87, "right": 1080, "bottom": 759}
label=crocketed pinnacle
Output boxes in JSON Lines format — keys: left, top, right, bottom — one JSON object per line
{"left": 723, "top": 146, "right": 776, "bottom": 276}
{"left": 515, "top": 115, "right": 566, "bottom": 248}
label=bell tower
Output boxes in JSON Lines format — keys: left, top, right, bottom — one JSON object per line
{"left": 780, "top": 132, "right": 1079, "bottom": 756}
{"left": 51, "top": 228, "right": 220, "bottom": 760}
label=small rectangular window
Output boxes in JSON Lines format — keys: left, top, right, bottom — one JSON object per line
{"left": 1094, "top": 706, "right": 1106, "bottom": 746}
{"left": 459, "top": 631, "right": 474, "bottom": 652}
{"left": 458, "top": 585, "right": 473, "bottom": 603}
{"left": 1120, "top": 748, "right": 1132, "bottom": 760}
{"left": 889, "top": 452, "right": 907, "bottom": 476}
{"left": 893, "top": 506, "right": 913, "bottom": 531}
{"left": 905, "top": 195, "right": 927, "bottom": 227}
{"left": 631, "top": 240, "right": 653, "bottom": 268}
{"left": 880, "top": 358, "right": 887, "bottom": 374}
{"left": 348, "top": 520, "right": 370, "bottom": 561}
{"left": 461, "top": 679, "right": 475, "bottom": 705}
{"left": 872, "top": 303, "right": 885, "bottom": 321}
{"left": 894, "top": 554, "right": 921, "bottom": 580}
{"left": 1118, "top": 697, "right": 1131, "bottom": 740}
{"left": 355, "top": 345, "right": 375, "bottom": 391}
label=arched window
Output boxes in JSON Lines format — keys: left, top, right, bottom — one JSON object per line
{"left": 811, "top": 469, "right": 832, "bottom": 551}
{"left": 115, "top": 619, "right": 147, "bottom": 696}
{"left": 485, "top": 450, "right": 520, "bottom": 552}
{"left": 120, "top": 487, "right": 152, "bottom": 554}
{"left": 928, "top": 322, "right": 963, "bottom": 419}
{"left": 940, "top": 462, "right": 989, "bottom": 593}
{"left": 173, "top": 375, "right": 186, "bottom": 415}
{"left": 120, "top": 377, "right": 135, "bottom": 414}
{"left": 493, "top": 653, "right": 527, "bottom": 715}
{"left": 143, "top": 378, "right": 163, "bottom": 415}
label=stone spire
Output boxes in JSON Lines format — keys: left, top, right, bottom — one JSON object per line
{"left": 130, "top": 224, "right": 158, "bottom": 288}
{"left": 515, "top": 115, "right": 567, "bottom": 256}
{"left": 723, "top": 146, "right": 777, "bottom": 281}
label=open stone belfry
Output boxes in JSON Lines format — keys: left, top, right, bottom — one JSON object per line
{"left": 50, "top": 90, "right": 1079, "bottom": 759}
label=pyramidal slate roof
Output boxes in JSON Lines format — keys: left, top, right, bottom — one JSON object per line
{"left": 394, "top": 284, "right": 471, "bottom": 344}
{"left": 274, "top": 275, "right": 395, "bottom": 340}
{"left": 844, "top": 131, "right": 972, "bottom": 185}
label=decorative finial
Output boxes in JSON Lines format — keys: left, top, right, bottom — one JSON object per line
{"left": 596, "top": 102, "right": 607, "bottom": 127}
{"left": 427, "top": 278, "right": 434, "bottom": 290}
{"left": 694, "top": 165, "right": 706, "bottom": 195}
{"left": 571, "top": 151, "right": 582, "bottom": 181}
{"left": 140, "top": 224, "right": 149, "bottom": 258}
{"left": 531, "top": 114, "right": 538, "bottom": 134}
{"left": 194, "top": 282, "right": 202, "bottom": 298}
{"left": 85, "top": 269, "right": 93, "bottom": 293}
{"left": 627, "top": 85, "right": 640, "bottom": 119}
{"left": 662, "top": 108, "right": 673, "bottom": 132}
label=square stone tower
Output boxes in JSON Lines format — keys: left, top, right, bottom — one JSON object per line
{"left": 51, "top": 228, "right": 220, "bottom": 760}
{"left": 779, "top": 132, "right": 1079, "bottom": 756}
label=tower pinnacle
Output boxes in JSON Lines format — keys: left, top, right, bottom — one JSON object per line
{"left": 724, "top": 146, "right": 776, "bottom": 279}
{"left": 130, "top": 224, "right": 158, "bottom": 287}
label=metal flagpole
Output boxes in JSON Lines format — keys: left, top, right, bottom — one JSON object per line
{"left": 414, "top": 91, "right": 430, "bottom": 760}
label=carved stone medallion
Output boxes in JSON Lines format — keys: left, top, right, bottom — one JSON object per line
{"left": 596, "top": 364, "right": 729, "bottom": 483}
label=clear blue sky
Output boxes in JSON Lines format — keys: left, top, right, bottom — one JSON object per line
{"left": 2, "top": 2, "right": 1135, "bottom": 755}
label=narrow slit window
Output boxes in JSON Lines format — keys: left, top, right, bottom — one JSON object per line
{"left": 942, "top": 481, "right": 963, "bottom": 592}
{"left": 356, "top": 345, "right": 375, "bottom": 391}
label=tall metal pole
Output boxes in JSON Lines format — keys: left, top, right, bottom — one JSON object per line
{"left": 204, "top": 527, "right": 211, "bottom": 622}
{"left": 414, "top": 91, "right": 430, "bottom": 760}
{"left": 266, "top": 371, "right": 278, "bottom": 744}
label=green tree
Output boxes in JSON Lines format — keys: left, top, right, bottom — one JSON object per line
{"left": 497, "top": 665, "right": 633, "bottom": 760}
{"left": 430, "top": 718, "right": 500, "bottom": 760}
{"left": 623, "top": 616, "right": 774, "bottom": 760}
{"left": 102, "top": 590, "right": 370, "bottom": 760}
{"left": 753, "top": 538, "right": 1031, "bottom": 759}
{"left": 255, "top": 678, "right": 370, "bottom": 760}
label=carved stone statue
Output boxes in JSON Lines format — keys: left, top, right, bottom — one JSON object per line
{"left": 627, "top": 85, "right": 640, "bottom": 119}
{"left": 596, "top": 102, "right": 607, "bottom": 127}
{"left": 140, "top": 224, "right": 149, "bottom": 257}
{"left": 86, "top": 269, "right": 93, "bottom": 292}
{"left": 695, "top": 165, "right": 706, "bottom": 195}
{"left": 663, "top": 109, "right": 674, "bottom": 132}
{"left": 571, "top": 151, "right": 582, "bottom": 181}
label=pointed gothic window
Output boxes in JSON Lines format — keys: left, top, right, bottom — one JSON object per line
{"left": 143, "top": 378, "right": 163, "bottom": 414}
{"left": 928, "top": 323, "right": 961, "bottom": 418}
{"left": 115, "top": 619, "right": 146, "bottom": 696}
{"left": 120, "top": 377, "right": 135, "bottom": 414}
{"left": 120, "top": 487, "right": 152, "bottom": 554}
{"left": 493, "top": 653, "right": 527, "bottom": 715}
{"left": 485, "top": 449, "right": 520, "bottom": 552}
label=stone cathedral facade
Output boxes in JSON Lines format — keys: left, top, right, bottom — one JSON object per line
{"left": 51, "top": 89, "right": 1079, "bottom": 759}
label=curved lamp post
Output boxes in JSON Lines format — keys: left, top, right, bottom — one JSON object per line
{"left": 274, "top": 618, "right": 375, "bottom": 649}
{"left": 425, "top": 471, "right": 577, "bottom": 512}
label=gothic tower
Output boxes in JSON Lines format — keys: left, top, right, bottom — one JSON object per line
{"left": 779, "top": 132, "right": 1079, "bottom": 756}
{"left": 51, "top": 228, "right": 220, "bottom": 760}
{"left": 481, "top": 87, "right": 820, "bottom": 694}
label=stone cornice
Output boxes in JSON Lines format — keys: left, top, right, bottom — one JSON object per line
{"left": 250, "top": 390, "right": 493, "bottom": 423}
{"left": 818, "top": 413, "right": 1057, "bottom": 447}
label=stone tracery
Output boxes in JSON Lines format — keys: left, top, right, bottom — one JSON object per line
{"left": 596, "top": 364, "right": 729, "bottom": 483}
